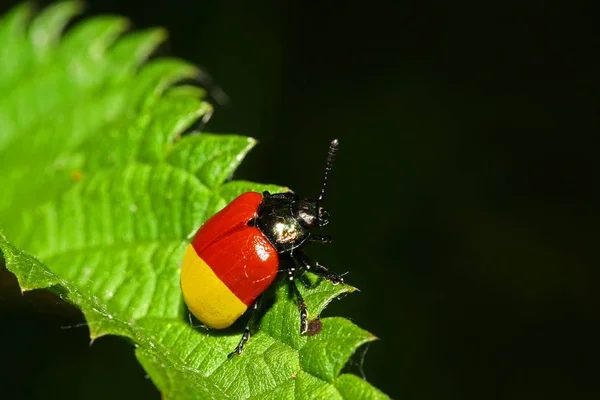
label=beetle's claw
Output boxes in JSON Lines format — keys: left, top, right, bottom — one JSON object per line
{"left": 227, "top": 348, "right": 242, "bottom": 359}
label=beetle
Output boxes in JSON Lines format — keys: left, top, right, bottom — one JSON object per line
{"left": 180, "top": 139, "right": 344, "bottom": 357}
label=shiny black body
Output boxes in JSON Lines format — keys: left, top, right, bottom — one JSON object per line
{"left": 254, "top": 191, "right": 327, "bottom": 253}
{"left": 227, "top": 139, "right": 343, "bottom": 359}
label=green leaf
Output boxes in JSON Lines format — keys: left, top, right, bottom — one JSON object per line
{"left": 0, "top": 3, "right": 386, "bottom": 399}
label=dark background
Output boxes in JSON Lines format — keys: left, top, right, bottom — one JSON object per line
{"left": 1, "top": 0, "right": 598, "bottom": 399}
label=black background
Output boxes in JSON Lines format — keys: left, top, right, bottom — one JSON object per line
{"left": 1, "top": 0, "right": 599, "bottom": 399}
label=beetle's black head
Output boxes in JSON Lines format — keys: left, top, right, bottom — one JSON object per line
{"left": 295, "top": 139, "right": 339, "bottom": 229}
{"left": 254, "top": 140, "right": 339, "bottom": 254}
{"left": 293, "top": 199, "right": 330, "bottom": 229}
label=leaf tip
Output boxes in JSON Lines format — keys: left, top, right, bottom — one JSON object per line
{"left": 18, "top": 285, "right": 33, "bottom": 294}
{"left": 139, "top": 26, "right": 170, "bottom": 50}
{"left": 10, "top": 1, "right": 34, "bottom": 19}
{"left": 154, "top": 26, "right": 169, "bottom": 42}
{"left": 58, "top": 0, "right": 86, "bottom": 16}
{"left": 88, "top": 329, "right": 106, "bottom": 342}
{"left": 343, "top": 284, "right": 358, "bottom": 293}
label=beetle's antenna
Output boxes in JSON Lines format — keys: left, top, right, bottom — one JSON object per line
{"left": 318, "top": 139, "right": 339, "bottom": 203}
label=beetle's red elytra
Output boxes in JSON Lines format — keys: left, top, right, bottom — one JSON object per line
{"left": 181, "top": 192, "right": 278, "bottom": 329}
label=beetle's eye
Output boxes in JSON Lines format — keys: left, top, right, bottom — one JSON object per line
{"left": 318, "top": 207, "right": 330, "bottom": 226}
{"left": 294, "top": 201, "right": 319, "bottom": 228}
{"left": 298, "top": 209, "right": 317, "bottom": 228}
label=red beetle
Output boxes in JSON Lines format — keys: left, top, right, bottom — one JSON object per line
{"left": 181, "top": 139, "right": 344, "bottom": 357}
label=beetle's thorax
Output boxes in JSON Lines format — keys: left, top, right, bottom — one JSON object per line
{"left": 254, "top": 192, "right": 311, "bottom": 253}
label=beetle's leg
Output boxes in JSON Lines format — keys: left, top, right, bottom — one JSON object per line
{"left": 295, "top": 251, "right": 345, "bottom": 285}
{"left": 308, "top": 234, "right": 333, "bottom": 245}
{"left": 297, "top": 269, "right": 314, "bottom": 287}
{"left": 313, "top": 262, "right": 345, "bottom": 285}
{"left": 187, "top": 311, "right": 209, "bottom": 330}
{"left": 289, "top": 270, "right": 309, "bottom": 335}
{"left": 227, "top": 296, "right": 261, "bottom": 359}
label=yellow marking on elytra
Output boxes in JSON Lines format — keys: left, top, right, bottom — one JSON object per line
{"left": 181, "top": 245, "right": 247, "bottom": 329}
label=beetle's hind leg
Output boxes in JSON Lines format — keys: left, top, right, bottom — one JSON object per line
{"left": 227, "top": 296, "right": 262, "bottom": 359}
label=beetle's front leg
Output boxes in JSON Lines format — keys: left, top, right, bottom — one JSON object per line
{"left": 294, "top": 251, "right": 345, "bottom": 285}
{"left": 308, "top": 234, "right": 333, "bottom": 245}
